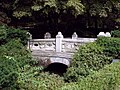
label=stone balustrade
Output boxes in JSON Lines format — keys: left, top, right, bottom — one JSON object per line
{"left": 28, "top": 31, "right": 110, "bottom": 53}
{"left": 28, "top": 39, "right": 55, "bottom": 51}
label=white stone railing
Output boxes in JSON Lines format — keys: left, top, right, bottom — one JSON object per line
{"left": 62, "top": 38, "right": 97, "bottom": 52}
{"left": 28, "top": 31, "right": 110, "bottom": 53}
{"left": 28, "top": 39, "right": 55, "bottom": 51}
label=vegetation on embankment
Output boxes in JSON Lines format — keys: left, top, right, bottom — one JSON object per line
{"left": 60, "top": 61, "right": 120, "bottom": 90}
{"left": 64, "top": 37, "right": 120, "bottom": 82}
{"left": 0, "top": 25, "right": 65, "bottom": 90}
{"left": 0, "top": 25, "right": 120, "bottom": 90}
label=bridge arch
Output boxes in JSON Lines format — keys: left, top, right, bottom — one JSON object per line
{"left": 44, "top": 57, "right": 70, "bottom": 74}
{"left": 44, "top": 63, "right": 68, "bottom": 74}
{"left": 46, "top": 57, "right": 70, "bottom": 67}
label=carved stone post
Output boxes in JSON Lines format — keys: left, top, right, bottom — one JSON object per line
{"left": 97, "top": 32, "right": 106, "bottom": 37}
{"left": 97, "top": 32, "right": 111, "bottom": 37}
{"left": 56, "top": 32, "right": 63, "bottom": 52}
{"left": 27, "top": 32, "right": 32, "bottom": 50}
{"left": 72, "top": 32, "right": 78, "bottom": 39}
{"left": 44, "top": 32, "right": 51, "bottom": 48}
{"left": 105, "top": 32, "right": 111, "bottom": 37}
{"left": 44, "top": 32, "right": 51, "bottom": 39}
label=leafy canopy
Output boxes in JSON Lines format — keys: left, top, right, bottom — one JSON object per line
{"left": 8, "top": 0, "right": 84, "bottom": 18}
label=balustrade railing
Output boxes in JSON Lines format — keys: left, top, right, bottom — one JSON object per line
{"left": 28, "top": 39, "right": 55, "bottom": 51}
{"left": 28, "top": 31, "right": 110, "bottom": 53}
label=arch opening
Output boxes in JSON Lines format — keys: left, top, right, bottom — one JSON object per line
{"left": 44, "top": 63, "right": 68, "bottom": 75}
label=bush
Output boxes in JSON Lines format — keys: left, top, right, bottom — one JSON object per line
{"left": 0, "top": 56, "right": 19, "bottom": 89}
{"left": 64, "top": 37, "right": 120, "bottom": 82}
{"left": 0, "top": 25, "right": 42, "bottom": 89}
{"left": 0, "top": 35, "right": 64, "bottom": 90}
{"left": 64, "top": 43, "right": 112, "bottom": 82}
{"left": 6, "top": 27, "right": 28, "bottom": 45}
{"left": 0, "top": 25, "right": 7, "bottom": 45}
{"left": 60, "top": 61, "right": 120, "bottom": 90}
{"left": 111, "top": 29, "right": 120, "bottom": 38}
{"left": 0, "top": 39, "right": 32, "bottom": 67}
{"left": 0, "top": 25, "right": 28, "bottom": 45}
{"left": 96, "top": 37, "right": 120, "bottom": 58}
{"left": 17, "top": 65, "right": 64, "bottom": 90}
{"left": 0, "top": 39, "right": 35, "bottom": 89}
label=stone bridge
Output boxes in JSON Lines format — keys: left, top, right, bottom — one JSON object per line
{"left": 28, "top": 32, "right": 98, "bottom": 68}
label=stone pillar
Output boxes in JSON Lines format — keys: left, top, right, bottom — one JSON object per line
{"left": 44, "top": 32, "right": 51, "bottom": 39}
{"left": 44, "top": 32, "right": 51, "bottom": 48}
{"left": 72, "top": 32, "right": 78, "bottom": 39}
{"left": 27, "top": 32, "right": 32, "bottom": 50}
{"left": 97, "top": 32, "right": 111, "bottom": 37}
{"left": 105, "top": 32, "right": 111, "bottom": 37}
{"left": 56, "top": 32, "right": 63, "bottom": 52}
{"left": 97, "top": 32, "right": 106, "bottom": 37}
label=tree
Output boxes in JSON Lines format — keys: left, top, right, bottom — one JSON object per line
{"left": 0, "top": 0, "right": 119, "bottom": 37}
{"left": 81, "top": 0, "right": 120, "bottom": 30}
{"left": 0, "top": 0, "right": 84, "bottom": 26}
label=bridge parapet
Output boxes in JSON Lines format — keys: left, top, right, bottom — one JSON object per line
{"left": 62, "top": 38, "right": 97, "bottom": 52}
{"left": 28, "top": 32, "right": 97, "bottom": 53}
{"left": 28, "top": 38, "right": 55, "bottom": 51}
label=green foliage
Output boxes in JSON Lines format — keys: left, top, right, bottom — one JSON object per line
{"left": 0, "top": 56, "right": 19, "bottom": 89}
{"left": 0, "top": 25, "right": 65, "bottom": 90}
{"left": 1, "top": 0, "right": 120, "bottom": 32}
{"left": 64, "top": 42, "right": 112, "bottom": 82}
{"left": 65, "top": 37, "right": 120, "bottom": 82}
{"left": 44, "top": 0, "right": 57, "bottom": 8}
{"left": 17, "top": 65, "right": 64, "bottom": 90}
{"left": 1, "top": 25, "right": 119, "bottom": 89}
{"left": 0, "top": 25, "right": 34, "bottom": 89}
{"left": 0, "top": 25, "right": 28, "bottom": 45}
{"left": 111, "top": 29, "right": 120, "bottom": 38}
{"left": 0, "top": 25, "right": 7, "bottom": 40}
{"left": 60, "top": 61, "right": 120, "bottom": 90}
{"left": 66, "top": 0, "right": 84, "bottom": 16}
{"left": 12, "top": 0, "right": 84, "bottom": 18}
{"left": 0, "top": 25, "right": 7, "bottom": 44}
{"left": 6, "top": 27, "right": 28, "bottom": 45}
{"left": 0, "top": 39, "right": 32, "bottom": 67}
{"left": 0, "top": 38, "right": 34, "bottom": 89}
{"left": 13, "top": 11, "right": 32, "bottom": 19}
{"left": 96, "top": 37, "right": 120, "bottom": 58}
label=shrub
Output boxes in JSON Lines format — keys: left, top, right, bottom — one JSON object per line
{"left": 60, "top": 61, "right": 120, "bottom": 90}
{"left": 111, "top": 29, "right": 120, "bottom": 38}
{"left": 0, "top": 56, "right": 19, "bottom": 89}
{"left": 96, "top": 37, "right": 120, "bottom": 58}
{"left": 0, "top": 25, "right": 28, "bottom": 45}
{"left": 64, "top": 43, "right": 112, "bottom": 82}
{"left": 0, "top": 33, "right": 64, "bottom": 89}
{"left": 0, "top": 39, "right": 32, "bottom": 67}
{"left": 0, "top": 25, "right": 42, "bottom": 89}
{"left": 64, "top": 37, "right": 120, "bottom": 82}
{"left": 0, "top": 39, "right": 35, "bottom": 89}
{"left": 58, "top": 82, "right": 79, "bottom": 90}
{"left": 0, "top": 25, "right": 7, "bottom": 45}
{"left": 6, "top": 27, "right": 28, "bottom": 45}
{"left": 0, "top": 40, "right": 40, "bottom": 89}
{"left": 17, "top": 65, "right": 64, "bottom": 90}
